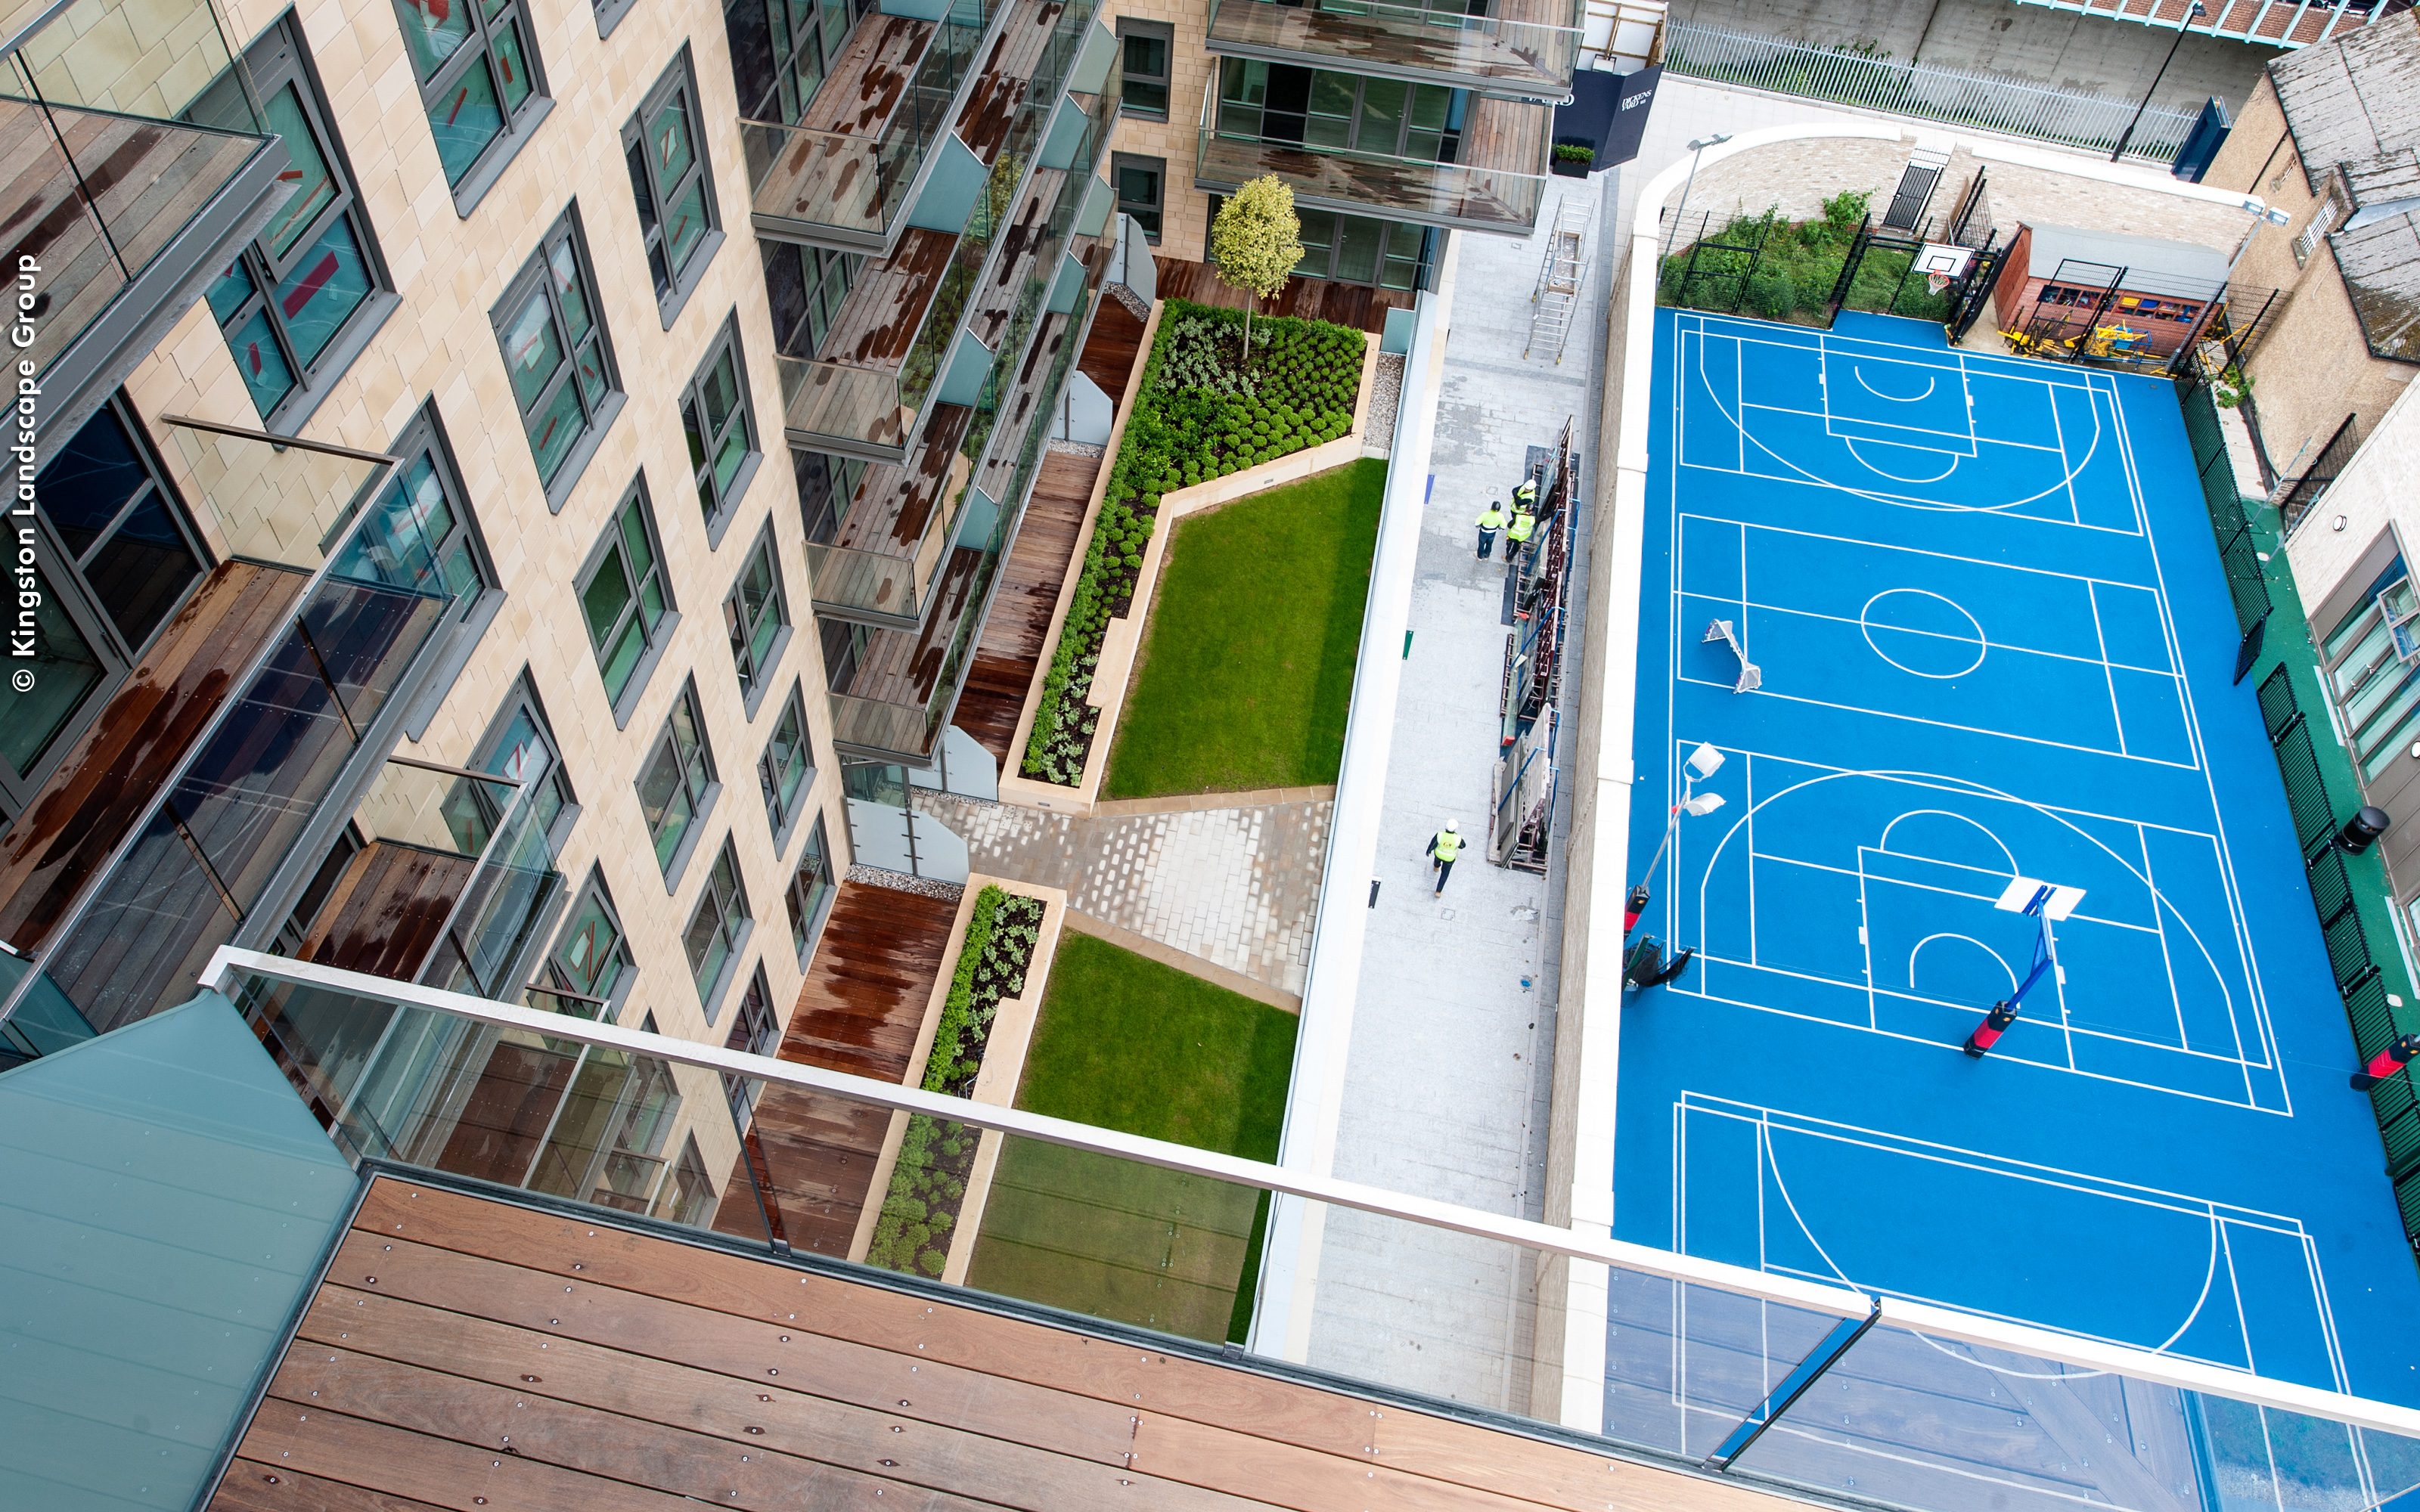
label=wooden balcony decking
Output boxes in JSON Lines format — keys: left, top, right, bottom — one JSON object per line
{"left": 749, "top": 16, "right": 939, "bottom": 233}
{"left": 712, "top": 880, "right": 960, "bottom": 1254}
{"left": 834, "top": 544, "right": 988, "bottom": 709}
{"left": 1075, "top": 283, "right": 1146, "bottom": 394}
{"left": 973, "top": 309, "right": 1074, "bottom": 502}
{"left": 1153, "top": 257, "right": 1415, "bottom": 335}
{"left": 1198, "top": 94, "right": 1549, "bottom": 231}
{"left": 955, "top": 0, "right": 1067, "bottom": 164}
{"left": 824, "top": 403, "right": 975, "bottom": 558}
{"left": 802, "top": 14, "right": 935, "bottom": 135}
{"left": 296, "top": 839, "right": 475, "bottom": 981}
{"left": 818, "top": 225, "right": 963, "bottom": 370}
{"left": 206, "top": 1173, "right": 1793, "bottom": 1512}
{"left": 965, "top": 167, "right": 1067, "bottom": 351}
{"left": 0, "top": 560, "right": 302, "bottom": 954}
{"left": 1204, "top": 0, "right": 1578, "bottom": 94}
{"left": 956, "top": 449, "right": 1098, "bottom": 770}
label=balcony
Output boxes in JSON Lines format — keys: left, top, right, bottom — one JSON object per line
{"left": 740, "top": 2, "right": 993, "bottom": 254}
{"left": 774, "top": 0, "right": 1113, "bottom": 463}
{"left": 3, "top": 0, "right": 293, "bottom": 464}
{"left": 1195, "top": 78, "right": 1550, "bottom": 234}
{"left": 1205, "top": 0, "right": 1584, "bottom": 98}
{"left": 0, "top": 417, "right": 476, "bottom": 1043}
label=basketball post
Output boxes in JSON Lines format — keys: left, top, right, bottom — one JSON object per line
{"left": 1964, "top": 878, "right": 2087, "bottom": 1059}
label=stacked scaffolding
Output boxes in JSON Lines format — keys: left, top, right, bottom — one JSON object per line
{"left": 1493, "top": 417, "right": 1579, "bottom": 870}
{"left": 1525, "top": 197, "right": 1590, "bottom": 364}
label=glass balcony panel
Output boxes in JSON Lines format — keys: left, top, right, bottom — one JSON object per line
{"left": 156, "top": 417, "right": 392, "bottom": 572}
{"left": 777, "top": 352, "right": 912, "bottom": 453}
{"left": 14, "top": 0, "right": 247, "bottom": 121}
{"left": 1205, "top": 0, "right": 1582, "bottom": 94}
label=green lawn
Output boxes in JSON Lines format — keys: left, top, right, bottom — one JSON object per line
{"left": 963, "top": 933, "right": 1296, "bottom": 1343}
{"left": 1103, "top": 458, "right": 1385, "bottom": 798}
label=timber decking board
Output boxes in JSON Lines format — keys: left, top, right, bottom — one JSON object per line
{"left": 955, "top": 449, "right": 1095, "bottom": 770}
{"left": 212, "top": 1177, "right": 1804, "bottom": 1511}
{"left": 298, "top": 840, "right": 475, "bottom": 982}
{"left": 1153, "top": 259, "right": 1416, "bottom": 335}
{"left": 1074, "top": 291, "right": 1145, "bottom": 398}
{"left": 954, "top": 0, "right": 1065, "bottom": 164}
{"left": 973, "top": 311, "right": 1073, "bottom": 503}
{"left": 838, "top": 544, "right": 986, "bottom": 707}
{"left": 817, "top": 226, "right": 962, "bottom": 370}
{"left": 799, "top": 14, "right": 934, "bottom": 136}
{"left": 825, "top": 403, "right": 975, "bottom": 558}
{"left": 1201, "top": 0, "right": 1568, "bottom": 91}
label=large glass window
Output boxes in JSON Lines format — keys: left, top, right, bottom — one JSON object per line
{"left": 758, "top": 682, "right": 814, "bottom": 844}
{"left": 331, "top": 408, "right": 496, "bottom": 620}
{"left": 495, "top": 212, "right": 619, "bottom": 496}
{"left": 0, "top": 566, "right": 107, "bottom": 782}
{"left": 796, "top": 448, "right": 866, "bottom": 544}
{"left": 32, "top": 398, "right": 205, "bottom": 652}
{"left": 786, "top": 813, "right": 836, "bottom": 963}
{"left": 1218, "top": 60, "right": 1465, "bottom": 163}
{"left": 2324, "top": 557, "right": 2420, "bottom": 786}
{"left": 686, "top": 320, "right": 760, "bottom": 531}
{"left": 392, "top": 0, "right": 547, "bottom": 191}
{"left": 721, "top": 965, "right": 777, "bottom": 1115}
{"left": 684, "top": 838, "right": 753, "bottom": 1009}
{"left": 639, "top": 680, "right": 719, "bottom": 875}
{"left": 625, "top": 57, "right": 721, "bottom": 313}
{"left": 1112, "top": 153, "right": 1164, "bottom": 242}
{"left": 443, "top": 675, "right": 576, "bottom": 854}
{"left": 764, "top": 243, "right": 860, "bottom": 361}
{"left": 545, "top": 871, "right": 634, "bottom": 1016}
{"left": 579, "top": 482, "right": 675, "bottom": 714}
{"left": 1118, "top": 20, "right": 1170, "bottom": 118}
{"left": 1292, "top": 209, "right": 1433, "bottom": 291}
{"left": 725, "top": 531, "right": 791, "bottom": 704}
{"left": 198, "top": 20, "right": 391, "bottom": 426}
{"left": 724, "top": 0, "right": 855, "bottom": 125}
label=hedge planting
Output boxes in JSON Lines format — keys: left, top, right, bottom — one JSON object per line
{"left": 864, "top": 885, "right": 1047, "bottom": 1278}
{"left": 1020, "top": 299, "right": 1365, "bottom": 785}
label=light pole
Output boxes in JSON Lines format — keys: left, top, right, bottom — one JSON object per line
{"left": 2111, "top": 1, "right": 2204, "bottom": 163}
{"left": 1661, "top": 134, "right": 1733, "bottom": 266}
{"left": 1627, "top": 743, "right": 1727, "bottom": 936}
{"left": 2223, "top": 195, "right": 2294, "bottom": 284}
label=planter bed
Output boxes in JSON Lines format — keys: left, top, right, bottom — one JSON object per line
{"left": 1019, "top": 300, "right": 1369, "bottom": 790}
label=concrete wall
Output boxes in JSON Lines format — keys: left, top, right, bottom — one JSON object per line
{"left": 1671, "top": 0, "right": 2278, "bottom": 117}
{"left": 2201, "top": 75, "right": 2417, "bottom": 485}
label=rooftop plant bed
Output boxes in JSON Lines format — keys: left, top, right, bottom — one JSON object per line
{"left": 1020, "top": 300, "right": 1367, "bottom": 788}
{"left": 865, "top": 885, "right": 1045, "bottom": 1279}
{"left": 1656, "top": 191, "right": 1951, "bottom": 326}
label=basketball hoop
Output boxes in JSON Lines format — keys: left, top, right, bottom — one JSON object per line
{"left": 1926, "top": 272, "right": 1951, "bottom": 295}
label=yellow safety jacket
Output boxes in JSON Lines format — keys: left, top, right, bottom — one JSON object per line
{"left": 1432, "top": 830, "right": 1464, "bottom": 862}
{"left": 1508, "top": 510, "right": 1537, "bottom": 543}
{"left": 1477, "top": 506, "right": 1506, "bottom": 531}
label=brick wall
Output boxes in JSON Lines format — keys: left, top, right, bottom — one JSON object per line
{"left": 1102, "top": 0, "right": 1215, "bottom": 259}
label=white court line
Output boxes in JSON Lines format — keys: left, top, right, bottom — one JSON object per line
{"left": 1749, "top": 849, "right": 2163, "bottom": 935}
{"left": 1709, "top": 593, "right": 2183, "bottom": 679}
{"left": 1674, "top": 671, "right": 2200, "bottom": 769}
{"left": 1681, "top": 511, "right": 2170, "bottom": 593}
{"left": 2088, "top": 581, "right": 2131, "bottom": 758}
{"left": 1739, "top": 399, "right": 2065, "bottom": 452}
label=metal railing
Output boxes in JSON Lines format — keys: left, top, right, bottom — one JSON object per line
{"left": 200, "top": 945, "right": 2420, "bottom": 1512}
{"left": 1203, "top": 0, "right": 1584, "bottom": 94}
{"left": 1661, "top": 23, "right": 2204, "bottom": 164}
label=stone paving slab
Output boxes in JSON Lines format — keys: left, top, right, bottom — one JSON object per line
{"left": 911, "top": 789, "right": 1330, "bottom": 997}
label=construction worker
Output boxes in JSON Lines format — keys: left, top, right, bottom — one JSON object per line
{"left": 1426, "top": 821, "right": 1465, "bottom": 897}
{"left": 1506, "top": 501, "right": 1537, "bottom": 566}
{"left": 1512, "top": 474, "right": 1540, "bottom": 513}
{"left": 1475, "top": 500, "right": 1506, "bottom": 559}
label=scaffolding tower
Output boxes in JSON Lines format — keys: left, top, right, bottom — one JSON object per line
{"left": 1525, "top": 197, "right": 1590, "bottom": 364}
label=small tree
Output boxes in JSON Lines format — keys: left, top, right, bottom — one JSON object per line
{"left": 1208, "top": 175, "right": 1304, "bottom": 348}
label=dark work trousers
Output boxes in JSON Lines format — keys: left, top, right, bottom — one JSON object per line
{"left": 1432, "top": 856, "right": 1456, "bottom": 894}
{"left": 1476, "top": 527, "right": 1497, "bottom": 559}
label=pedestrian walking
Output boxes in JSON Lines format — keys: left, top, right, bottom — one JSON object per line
{"left": 1506, "top": 503, "right": 1537, "bottom": 567}
{"left": 1475, "top": 501, "right": 1506, "bottom": 559}
{"left": 1427, "top": 821, "right": 1465, "bottom": 896}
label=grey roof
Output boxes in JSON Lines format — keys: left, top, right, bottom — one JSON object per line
{"left": 2271, "top": 11, "right": 2420, "bottom": 205}
{"left": 2022, "top": 222, "right": 2227, "bottom": 293}
{"left": 2332, "top": 207, "right": 2420, "bottom": 363}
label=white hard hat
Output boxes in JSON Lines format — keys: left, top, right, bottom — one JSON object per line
{"left": 1444, "top": 820, "right": 1459, "bottom": 832}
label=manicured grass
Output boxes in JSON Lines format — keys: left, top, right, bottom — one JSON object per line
{"left": 1103, "top": 458, "right": 1385, "bottom": 798}
{"left": 963, "top": 933, "right": 1297, "bottom": 1343}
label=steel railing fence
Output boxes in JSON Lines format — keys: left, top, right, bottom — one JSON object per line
{"left": 1661, "top": 23, "right": 2203, "bottom": 164}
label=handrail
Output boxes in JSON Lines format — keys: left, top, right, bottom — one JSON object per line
{"left": 197, "top": 943, "right": 2420, "bottom": 1441}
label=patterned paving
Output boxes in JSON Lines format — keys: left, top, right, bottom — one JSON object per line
{"left": 911, "top": 790, "right": 1329, "bottom": 996}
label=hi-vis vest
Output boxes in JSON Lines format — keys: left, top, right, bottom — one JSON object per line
{"left": 1513, "top": 479, "right": 1539, "bottom": 507}
{"left": 1433, "top": 829, "right": 1465, "bottom": 862}
{"left": 1508, "top": 510, "right": 1537, "bottom": 542}
{"left": 1477, "top": 505, "right": 1506, "bottom": 531}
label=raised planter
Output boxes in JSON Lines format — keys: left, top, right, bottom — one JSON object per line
{"left": 995, "top": 327, "right": 1382, "bottom": 815}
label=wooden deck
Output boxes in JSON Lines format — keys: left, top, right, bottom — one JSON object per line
{"left": 835, "top": 544, "right": 986, "bottom": 708}
{"left": 1075, "top": 287, "right": 1146, "bottom": 396}
{"left": 973, "top": 309, "right": 1073, "bottom": 502}
{"left": 823, "top": 403, "right": 974, "bottom": 556}
{"left": 296, "top": 840, "right": 474, "bottom": 981}
{"left": 208, "top": 1174, "right": 1793, "bottom": 1512}
{"left": 712, "top": 879, "right": 959, "bottom": 1253}
{"left": 818, "top": 225, "right": 962, "bottom": 370}
{"left": 957, "top": 450, "right": 1098, "bottom": 770}
{"left": 1154, "top": 256, "right": 1416, "bottom": 335}
{"left": 749, "top": 16, "right": 938, "bottom": 234}
{"left": 954, "top": 0, "right": 1065, "bottom": 165}
{"left": 0, "top": 560, "right": 303, "bottom": 953}
{"left": 802, "top": 14, "right": 933, "bottom": 136}
{"left": 1202, "top": 0, "right": 1576, "bottom": 94}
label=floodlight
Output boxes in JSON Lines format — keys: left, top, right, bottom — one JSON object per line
{"left": 1686, "top": 134, "right": 1732, "bottom": 152}
{"left": 1686, "top": 742, "right": 1725, "bottom": 779}
{"left": 1682, "top": 792, "right": 1725, "bottom": 817}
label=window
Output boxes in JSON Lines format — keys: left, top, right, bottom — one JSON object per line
{"left": 32, "top": 397, "right": 204, "bottom": 653}
{"left": 684, "top": 838, "right": 753, "bottom": 1012}
{"left": 625, "top": 55, "right": 723, "bottom": 319}
{"left": 653, "top": 1134, "right": 715, "bottom": 1225}
{"left": 495, "top": 212, "right": 620, "bottom": 499}
{"left": 334, "top": 404, "right": 501, "bottom": 627}
{"left": 579, "top": 481, "right": 677, "bottom": 720}
{"left": 391, "top": 0, "right": 548, "bottom": 203}
{"left": 764, "top": 244, "right": 860, "bottom": 361}
{"left": 1218, "top": 60, "right": 1465, "bottom": 164}
{"left": 2324, "top": 557, "right": 2420, "bottom": 787}
{"left": 796, "top": 448, "right": 867, "bottom": 544}
{"left": 1118, "top": 20, "right": 1170, "bottom": 118}
{"left": 2296, "top": 177, "right": 2350, "bottom": 268}
{"left": 724, "top": 0, "right": 854, "bottom": 124}
{"left": 639, "top": 680, "right": 720, "bottom": 881}
{"left": 786, "top": 814, "right": 836, "bottom": 963}
{"left": 724, "top": 530, "right": 792, "bottom": 709}
{"left": 543, "top": 871, "right": 635, "bottom": 1018}
{"left": 686, "top": 319, "right": 761, "bottom": 535}
{"left": 196, "top": 19, "right": 392, "bottom": 428}
{"left": 721, "top": 965, "right": 776, "bottom": 1117}
{"left": 443, "top": 675, "right": 578, "bottom": 856}
{"left": 759, "top": 682, "right": 814, "bottom": 847}
{"left": 1293, "top": 209, "right": 1433, "bottom": 290}
{"left": 1112, "top": 153, "right": 1164, "bottom": 242}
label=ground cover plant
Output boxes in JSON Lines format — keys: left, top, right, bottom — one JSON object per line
{"left": 1103, "top": 458, "right": 1382, "bottom": 798}
{"left": 864, "top": 885, "right": 1047, "bottom": 1278}
{"left": 1655, "top": 189, "right": 1947, "bottom": 324}
{"left": 1020, "top": 299, "right": 1365, "bottom": 787}
{"left": 963, "top": 932, "right": 1298, "bottom": 1342}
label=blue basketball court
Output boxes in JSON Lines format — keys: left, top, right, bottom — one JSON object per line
{"left": 1615, "top": 310, "right": 2420, "bottom": 1433}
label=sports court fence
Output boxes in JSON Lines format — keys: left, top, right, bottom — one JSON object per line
{"left": 1658, "top": 209, "right": 2003, "bottom": 331}
{"left": 1660, "top": 23, "right": 2201, "bottom": 165}
{"left": 2180, "top": 373, "right": 2420, "bottom": 1253}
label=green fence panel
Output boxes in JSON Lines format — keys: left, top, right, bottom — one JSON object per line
{"left": 2257, "top": 666, "right": 2300, "bottom": 742}
{"left": 2273, "top": 722, "right": 2340, "bottom": 857}
{"left": 2345, "top": 970, "right": 2403, "bottom": 1064}
{"left": 2384, "top": 1107, "right": 2420, "bottom": 1182}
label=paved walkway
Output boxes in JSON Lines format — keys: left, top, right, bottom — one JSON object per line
{"left": 911, "top": 789, "right": 1330, "bottom": 997}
